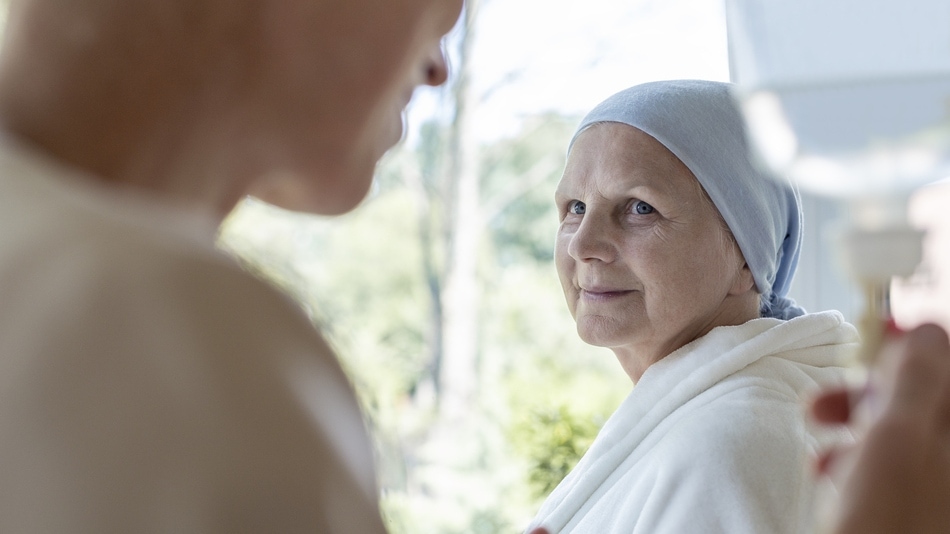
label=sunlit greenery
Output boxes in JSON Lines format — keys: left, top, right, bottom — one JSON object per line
{"left": 511, "top": 406, "right": 603, "bottom": 499}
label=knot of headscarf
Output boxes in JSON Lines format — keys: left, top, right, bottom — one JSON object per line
{"left": 570, "top": 80, "right": 805, "bottom": 320}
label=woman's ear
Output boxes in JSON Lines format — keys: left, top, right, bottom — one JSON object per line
{"left": 729, "top": 262, "right": 756, "bottom": 296}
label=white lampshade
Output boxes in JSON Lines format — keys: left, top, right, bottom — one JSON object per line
{"left": 725, "top": 0, "right": 950, "bottom": 201}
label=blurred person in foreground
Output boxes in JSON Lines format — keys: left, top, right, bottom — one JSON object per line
{"left": 0, "top": 0, "right": 461, "bottom": 531}
{"left": 525, "top": 80, "right": 857, "bottom": 534}
{"left": 812, "top": 322, "right": 950, "bottom": 534}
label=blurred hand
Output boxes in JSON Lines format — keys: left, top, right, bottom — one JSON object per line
{"left": 811, "top": 323, "right": 950, "bottom": 534}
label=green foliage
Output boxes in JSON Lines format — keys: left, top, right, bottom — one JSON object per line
{"left": 467, "top": 509, "right": 510, "bottom": 534}
{"left": 483, "top": 113, "right": 580, "bottom": 265}
{"left": 512, "top": 406, "right": 602, "bottom": 498}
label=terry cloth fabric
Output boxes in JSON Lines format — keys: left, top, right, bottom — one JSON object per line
{"left": 526, "top": 311, "right": 858, "bottom": 534}
{"left": 570, "top": 80, "right": 804, "bottom": 320}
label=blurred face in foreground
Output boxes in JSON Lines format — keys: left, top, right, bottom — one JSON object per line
{"left": 247, "top": 0, "right": 465, "bottom": 214}
{"left": 554, "top": 123, "right": 758, "bottom": 381}
{"left": 0, "top": 0, "right": 463, "bottom": 217}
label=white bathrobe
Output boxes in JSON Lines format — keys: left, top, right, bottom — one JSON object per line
{"left": 528, "top": 311, "right": 858, "bottom": 534}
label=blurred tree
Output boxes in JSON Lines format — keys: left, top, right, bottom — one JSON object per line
{"left": 438, "top": 0, "right": 481, "bottom": 422}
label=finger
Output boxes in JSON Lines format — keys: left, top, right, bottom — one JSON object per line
{"left": 815, "top": 448, "right": 838, "bottom": 475}
{"left": 811, "top": 387, "right": 853, "bottom": 424}
{"left": 529, "top": 528, "right": 550, "bottom": 534}
{"left": 814, "top": 441, "right": 860, "bottom": 476}
{"left": 882, "top": 323, "right": 950, "bottom": 425}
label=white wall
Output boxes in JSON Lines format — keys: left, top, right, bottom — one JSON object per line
{"left": 786, "top": 192, "right": 863, "bottom": 321}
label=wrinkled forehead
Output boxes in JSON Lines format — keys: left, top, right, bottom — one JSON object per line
{"left": 559, "top": 122, "right": 713, "bottom": 205}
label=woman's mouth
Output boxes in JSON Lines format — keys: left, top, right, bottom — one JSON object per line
{"left": 581, "top": 288, "right": 634, "bottom": 301}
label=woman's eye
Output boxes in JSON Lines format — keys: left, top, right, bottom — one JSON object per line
{"left": 633, "top": 201, "right": 655, "bottom": 215}
{"left": 568, "top": 201, "right": 586, "bottom": 215}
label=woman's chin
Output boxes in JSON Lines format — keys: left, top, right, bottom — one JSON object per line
{"left": 248, "top": 169, "right": 373, "bottom": 216}
{"left": 576, "top": 321, "right": 632, "bottom": 350}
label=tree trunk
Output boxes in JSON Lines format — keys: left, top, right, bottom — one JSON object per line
{"left": 439, "top": 0, "right": 481, "bottom": 421}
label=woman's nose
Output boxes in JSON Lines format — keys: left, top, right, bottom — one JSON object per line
{"left": 423, "top": 42, "right": 449, "bottom": 87}
{"left": 567, "top": 214, "right": 616, "bottom": 263}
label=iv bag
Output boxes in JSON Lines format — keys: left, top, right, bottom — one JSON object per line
{"left": 725, "top": 0, "right": 950, "bottom": 199}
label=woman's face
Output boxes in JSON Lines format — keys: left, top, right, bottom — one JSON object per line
{"left": 246, "top": 0, "right": 464, "bottom": 215}
{"left": 554, "top": 122, "right": 757, "bottom": 380}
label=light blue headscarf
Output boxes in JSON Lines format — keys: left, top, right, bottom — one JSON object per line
{"left": 570, "top": 80, "right": 805, "bottom": 320}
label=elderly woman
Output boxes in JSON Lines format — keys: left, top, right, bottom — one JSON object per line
{"left": 527, "top": 80, "right": 858, "bottom": 534}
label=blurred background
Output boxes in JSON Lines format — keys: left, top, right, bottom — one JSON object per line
{"left": 218, "top": 0, "right": 950, "bottom": 532}
{"left": 2, "top": 0, "right": 947, "bottom": 532}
